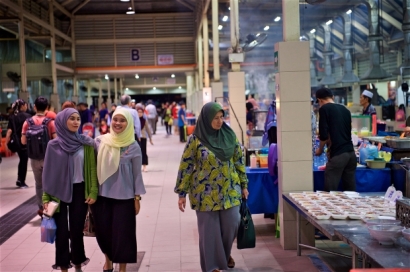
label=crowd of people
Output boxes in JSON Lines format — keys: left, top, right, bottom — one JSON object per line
{"left": 1, "top": 94, "right": 250, "bottom": 272}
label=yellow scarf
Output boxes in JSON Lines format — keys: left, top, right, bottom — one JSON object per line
{"left": 97, "top": 108, "right": 135, "bottom": 185}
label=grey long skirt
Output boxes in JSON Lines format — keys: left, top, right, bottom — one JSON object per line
{"left": 196, "top": 205, "right": 240, "bottom": 272}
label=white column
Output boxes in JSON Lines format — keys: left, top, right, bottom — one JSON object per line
{"left": 98, "top": 80, "right": 103, "bottom": 107}
{"left": 107, "top": 77, "right": 111, "bottom": 105}
{"left": 114, "top": 77, "right": 118, "bottom": 105}
{"left": 228, "top": 72, "right": 246, "bottom": 145}
{"left": 72, "top": 75, "right": 79, "bottom": 103}
{"left": 198, "top": 34, "right": 204, "bottom": 91}
{"left": 186, "top": 72, "right": 194, "bottom": 111}
{"left": 17, "top": 0, "right": 27, "bottom": 99}
{"left": 212, "top": 0, "right": 220, "bottom": 81}
{"left": 276, "top": 0, "right": 314, "bottom": 250}
{"left": 203, "top": 16, "right": 210, "bottom": 88}
{"left": 49, "top": 0, "right": 60, "bottom": 111}
{"left": 87, "top": 79, "right": 92, "bottom": 106}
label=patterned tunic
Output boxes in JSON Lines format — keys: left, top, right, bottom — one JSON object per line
{"left": 174, "top": 134, "right": 248, "bottom": 211}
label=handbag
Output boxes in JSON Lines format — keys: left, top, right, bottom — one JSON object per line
{"left": 41, "top": 217, "right": 57, "bottom": 244}
{"left": 237, "top": 198, "right": 256, "bottom": 249}
{"left": 83, "top": 206, "right": 96, "bottom": 237}
{"left": 7, "top": 117, "right": 21, "bottom": 153}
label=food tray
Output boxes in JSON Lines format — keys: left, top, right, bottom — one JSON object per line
{"left": 386, "top": 138, "right": 410, "bottom": 149}
{"left": 396, "top": 199, "right": 410, "bottom": 228}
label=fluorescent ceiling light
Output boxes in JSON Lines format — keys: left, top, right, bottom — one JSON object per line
{"left": 264, "top": 26, "right": 269, "bottom": 31}
{"left": 126, "top": 87, "right": 129, "bottom": 90}
{"left": 126, "top": 7, "right": 135, "bottom": 14}
{"left": 135, "top": 74, "right": 139, "bottom": 79}
{"left": 171, "top": 74, "right": 175, "bottom": 78}
{"left": 256, "top": 33, "right": 260, "bottom": 37}
{"left": 105, "top": 74, "right": 109, "bottom": 80}
{"left": 120, "top": 0, "right": 130, "bottom": 2}
{"left": 179, "top": 86, "right": 182, "bottom": 89}
{"left": 346, "top": 9, "right": 352, "bottom": 14}
{"left": 218, "top": 25, "right": 223, "bottom": 30}
{"left": 222, "top": 15, "right": 228, "bottom": 22}
{"left": 228, "top": 7, "right": 230, "bottom": 10}
{"left": 310, "top": 29, "right": 316, "bottom": 33}
{"left": 153, "top": 87, "right": 156, "bottom": 90}
{"left": 326, "top": 20, "right": 333, "bottom": 25}
{"left": 274, "top": 16, "right": 281, "bottom": 22}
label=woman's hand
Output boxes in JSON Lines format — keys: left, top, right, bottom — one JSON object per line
{"left": 178, "top": 197, "right": 186, "bottom": 212}
{"left": 135, "top": 200, "right": 140, "bottom": 215}
{"left": 85, "top": 198, "right": 96, "bottom": 205}
{"left": 150, "top": 139, "right": 154, "bottom": 145}
{"left": 242, "top": 189, "right": 249, "bottom": 199}
{"left": 43, "top": 202, "right": 49, "bottom": 211}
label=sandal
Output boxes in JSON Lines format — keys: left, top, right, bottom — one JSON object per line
{"left": 103, "top": 261, "right": 113, "bottom": 272}
{"left": 228, "top": 255, "right": 235, "bottom": 268}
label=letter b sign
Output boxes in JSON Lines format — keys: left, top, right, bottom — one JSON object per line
{"left": 131, "top": 49, "right": 140, "bottom": 62}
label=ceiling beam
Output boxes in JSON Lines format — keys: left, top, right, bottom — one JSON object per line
{"left": 352, "top": 20, "right": 369, "bottom": 36}
{"left": 76, "top": 36, "right": 194, "bottom": 45}
{"left": 76, "top": 64, "right": 196, "bottom": 75}
{"left": 74, "top": 12, "right": 193, "bottom": 20}
{"left": 61, "top": 0, "right": 75, "bottom": 6}
{"left": 176, "top": 0, "right": 194, "bottom": 11}
{"left": 379, "top": 10, "right": 402, "bottom": 31}
{"left": 52, "top": 0, "right": 72, "bottom": 18}
{"left": 0, "top": 0, "right": 73, "bottom": 43}
{"left": 72, "top": 0, "right": 90, "bottom": 15}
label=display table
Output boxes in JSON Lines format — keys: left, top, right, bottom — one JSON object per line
{"left": 245, "top": 167, "right": 278, "bottom": 214}
{"left": 313, "top": 167, "right": 391, "bottom": 192}
{"left": 246, "top": 166, "right": 392, "bottom": 214}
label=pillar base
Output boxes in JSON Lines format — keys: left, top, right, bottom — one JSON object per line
{"left": 18, "top": 91, "right": 30, "bottom": 103}
{"left": 50, "top": 93, "right": 61, "bottom": 112}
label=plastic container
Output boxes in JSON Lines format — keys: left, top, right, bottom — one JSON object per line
{"left": 257, "top": 154, "right": 268, "bottom": 168}
{"left": 365, "top": 159, "right": 386, "bottom": 169}
{"left": 250, "top": 154, "right": 257, "bottom": 168}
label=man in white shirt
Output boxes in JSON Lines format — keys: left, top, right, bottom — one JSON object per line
{"left": 118, "top": 95, "right": 141, "bottom": 143}
{"left": 145, "top": 100, "right": 158, "bottom": 134}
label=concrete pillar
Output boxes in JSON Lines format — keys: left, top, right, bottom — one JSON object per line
{"left": 186, "top": 72, "right": 194, "bottom": 111}
{"left": 212, "top": 0, "right": 220, "bottom": 81}
{"left": 198, "top": 33, "right": 204, "bottom": 91}
{"left": 98, "top": 80, "right": 103, "bottom": 107}
{"left": 107, "top": 77, "right": 111, "bottom": 105}
{"left": 87, "top": 80, "right": 92, "bottom": 106}
{"left": 48, "top": 1, "right": 60, "bottom": 111}
{"left": 72, "top": 75, "right": 79, "bottom": 103}
{"left": 276, "top": 0, "right": 314, "bottom": 250}
{"left": 114, "top": 77, "right": 118, "bottom": 105}
{"left": 228, "top": 72, "right": 246, "bottom": 145}
{"left": 17, "top": 0, "right": 27, "bottom": 95}
{"left": 203, "top": 16, "right": 210, "bottom": 88}
{"left": 211, "top": 81, "right": 223, "bottom": 102}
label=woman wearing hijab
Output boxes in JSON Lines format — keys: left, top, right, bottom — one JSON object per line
{"left": 42, "top": 108, "right": 98, "bottom": 272}
{"left": 92, "top": 108, "right": 146, "bottom": 272}
{"left": 5, "top": 99, "right": 31, "bottom": 188}
{"left": 136, "top": 106, "right": 153, "bottom": 172}
{"left": 175, "top": 102, "right": 249, "bottom": 272}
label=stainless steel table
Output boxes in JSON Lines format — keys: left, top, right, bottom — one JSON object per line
{"left": 334, "top": 226, "right": 410, "bottom": 269}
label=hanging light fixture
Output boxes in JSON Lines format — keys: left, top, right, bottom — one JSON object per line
{"left": 126, "top": 7, "right": 135, "bottom": 14}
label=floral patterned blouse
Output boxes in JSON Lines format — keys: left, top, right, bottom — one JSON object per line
{"left": 174, "top": 134, "right": 248, "bottom": 211}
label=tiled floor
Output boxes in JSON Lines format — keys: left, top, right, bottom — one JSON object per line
{"left": 0, "top": 125, "right": 322, "bottom": 272}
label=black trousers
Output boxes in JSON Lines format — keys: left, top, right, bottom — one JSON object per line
{"left": 134, "top": 134, "right": 141, "bottom": 146}
{"left": 165, "top": 123, "right": 171, "bottom": 135}
{"left": 17, "top": 148, "right": 29, "bottom": 183}
{"left": 91, "top": 196, "right": 137, "bottom": 263}
{"left": 179, "top": 126, "right": 186, "bottom": 142}
{"left": 53, "top": 182, "right": 88, "bottom": 269}
{"left": 140, "top": 138, "right": 148, "bottom": 165}
{"left": 325, "top": 151, "right": 357, "bottom": 192}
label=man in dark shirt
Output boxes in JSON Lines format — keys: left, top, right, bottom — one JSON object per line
{"left": 315, "top": 88, "right": 356, "bottom": 191}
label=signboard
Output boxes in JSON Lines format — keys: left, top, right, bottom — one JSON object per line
{"left": 131, "top": 49, "right": 141, "bottom": 62}
{"left": 158, "top": 54, "right": 174, "bottom": 65}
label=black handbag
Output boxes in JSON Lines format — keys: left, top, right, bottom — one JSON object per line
{"left": 237, "top": 199, "right": 256, "bottom": 249}
{"left": 83, "top": 206, "right": 96, "bottom": 237}
{"left": 7, "top": 117, "right": 21, "bottom": 153}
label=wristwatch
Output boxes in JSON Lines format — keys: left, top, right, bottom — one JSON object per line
{"left": 134, "top": 196, "right": 142, "bottom": 201}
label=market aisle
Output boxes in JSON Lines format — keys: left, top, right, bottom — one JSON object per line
{"left": 0, "top": 124, "right": 319, "bottom": 272}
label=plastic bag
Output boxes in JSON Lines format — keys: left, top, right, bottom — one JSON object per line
{"left": 359, "top": 142, "right": 379, "bottom": 165}
{"left": 41, "top": 217, "right": 57, "bottom": 244}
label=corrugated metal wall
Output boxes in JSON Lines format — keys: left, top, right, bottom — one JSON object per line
{"left": 74, "top": 15, "right": 195, "bottom": 67}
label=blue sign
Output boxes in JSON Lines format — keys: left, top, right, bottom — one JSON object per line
{"left": 131, "top": 49, "right": 140, "bottom": 62}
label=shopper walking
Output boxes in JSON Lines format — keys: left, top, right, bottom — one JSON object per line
{"left": 178, "top": 101, "right": 187, "bottom": 142}
{"left": 145, "top": 100, "right": 157, "bottom": 134}
{"left": 315, "top": 88, "right": 356, "bottom": 191}
{"left": 119, "top": 95, "right": 141, "bottom": 144}
{"left": 5, "top": 99, "right": 31, "bottom": 188}
{"left": 175, "top": 102, "right": 249, "bottom": 272}
{"left": 92, "top": 108, "right": 146, "bottom": 272}
{"left": 42, "top": 108, "right": 98, "bottom": 272}
{"left": 136, "top": 106, "right": 153, "bottom": 172}
{"left": 21, "top": 97, "right": 57, "bottom": 217}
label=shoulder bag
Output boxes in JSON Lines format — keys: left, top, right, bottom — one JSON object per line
{"left": 237, "top": 198, "right": 256, "bottom": 249}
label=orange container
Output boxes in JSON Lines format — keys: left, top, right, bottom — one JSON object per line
{"left": 258, "top": 154, "right": 268, "bottom": 168}
{"left": 186, "top": 125, "right": 195, "bottom": 136}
